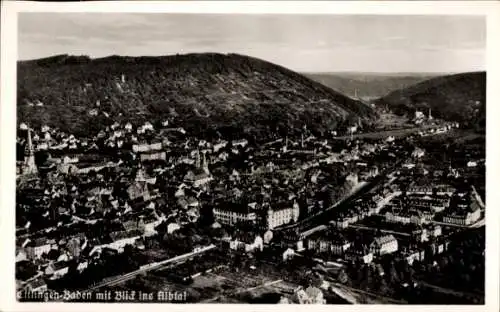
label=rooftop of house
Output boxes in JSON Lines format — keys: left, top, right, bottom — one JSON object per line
{"left": 308, "top": 229, "right": 349, "bottom": 244}
{"left": 269, "top": 200, "right": 297, "bottom": 212}
{"left": 305, "top": 286, "right": 323, "bottom": 299}
{"left": 185, "top": 169, "right": 211, "bottom": 180}
{"left": 51, "top": 260, "right": 69, "bottom": 271}
{"left": 214, "top": 200, "right": 255, "bottom": 215}
{"left": 233, "top": 231, "right": 260, "bottom": 244}
{"left": 372, "top": 235, "right": 397, "bottom": 246}
{"left": 109, "top": 229, "right": 142, "bottom": 242}
{"left": 27, "top": 278, "right": 47, "bottom": 290}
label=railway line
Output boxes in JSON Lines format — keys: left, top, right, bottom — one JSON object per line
{"left": 86, "top": 244, "right": 216, "bottom": 291}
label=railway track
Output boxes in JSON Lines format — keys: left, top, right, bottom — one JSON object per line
{"left": 87, "top": 244, "right": 216, "bottom": 291}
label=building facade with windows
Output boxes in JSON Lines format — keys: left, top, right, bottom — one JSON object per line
{"left": 370, "top": 235, "right": 398, "bottom": 256}
{"left": 213, "top": 206, "right": 257, "bottom": 226}
{"left": 266, "top": 201, "right": 300, "bottom": 229}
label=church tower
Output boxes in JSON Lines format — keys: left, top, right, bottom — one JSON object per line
{"left": 135, "top": 167, "right": 146, "bottom": 182}
{"left": 23, "top": 128, "right": 38, "bottom": 175}
{"left": 195, "top": 149, "right": 201, "bottom": 169}
{"left": 202, "top": 151, "right": 210, "bottom": 175}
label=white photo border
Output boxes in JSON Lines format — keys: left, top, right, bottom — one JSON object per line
{"left": 1, "top": 1, "right": 499, "bottom": 312}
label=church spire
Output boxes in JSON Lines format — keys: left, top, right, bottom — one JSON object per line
{"left": 195, "top": 149, "right": 201, "bottom": 169}
{"left": 202, "top": 150, "right": 210, "bottom": 174}
{"left": 25, "top": 128, "right": 34, "bottom": 156}
{"left": 135, "top": 167, "right": 146, "bottom": 182}
{"left": 23, "top": 127, "right": 38, "bottom": 175}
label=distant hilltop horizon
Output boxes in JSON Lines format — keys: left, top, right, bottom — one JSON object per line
{"left": 303, "top": 71, "right": 484, "bottom": 77}
{"left": 17, "top": 53, "right": 485, "bottom": 76}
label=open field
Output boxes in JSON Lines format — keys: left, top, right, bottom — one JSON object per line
{"left": 200, "top": 268, "right": 297, "bottom": 303}
{"left": 111, "top": 265, "right": 301, "bottom": 303}
{"left": 89, "top": 245, "right": 217, "bottom": 291}
{"left": 139, "top": 249, "right": 171, "bottom": 262}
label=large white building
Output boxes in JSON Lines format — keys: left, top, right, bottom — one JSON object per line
{"left": 140, "top": 151, "right": 167, "bottom": 162}
{"left": 266, "top": 201, "right": 300, "bottom": 229}
{"left": 307, "top": 234, "right": 351, "bottom": 255}
{"left": 213, "top": 201, "right": 300, "bottom": 230}
{"left": 442, "top": 193, "right": 482, "bottom": 226}
{"left": 213, "top": 204, "right": 257, "bottom": 226}
{"left": 132, "top": 142, "right": 162, "bottom": 153}
{"left": 443, "top": 209, "right": 481, "bottom": 226}
{"left": 370, "top": 235, "right": 398, "bottom": 256}
{"left": 385, "top": 209, "right": 429, "bottom": 225}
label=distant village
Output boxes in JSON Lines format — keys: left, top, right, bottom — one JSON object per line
{"left": 15, "top": 109, "right": 485, "bottom": 303}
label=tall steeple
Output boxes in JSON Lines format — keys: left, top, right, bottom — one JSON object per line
{"left": 23, "top": 128, "right": 38, "bottom": 175}
{"left": 202, "top": 151, "right": 210, "bottom": 175}
{"left": 135, "top": 167, "right": 146, "bottom": 182}
{"left": 195, "top": 149, "right": 201, "bottom": 169}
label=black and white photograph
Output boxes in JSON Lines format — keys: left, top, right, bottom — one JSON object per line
{"left": 1, "top": 1, "right": 499, "bottom": 310}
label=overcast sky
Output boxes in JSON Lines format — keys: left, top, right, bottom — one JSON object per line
{"left": 18, "top": 13, "right": 485, "bottom": 73}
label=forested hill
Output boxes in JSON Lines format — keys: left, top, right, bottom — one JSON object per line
{"left": 18, "top": 53, "right": 376, "bottom": 139}
{"left": 375, "top": 72, "right": 486, "bottom": 130}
